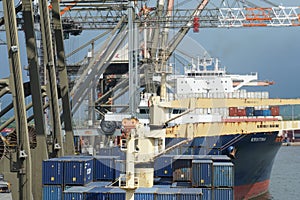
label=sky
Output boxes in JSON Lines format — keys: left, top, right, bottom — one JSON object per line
{"left": 1, "top": 0, "right": 300, "bottom": 102}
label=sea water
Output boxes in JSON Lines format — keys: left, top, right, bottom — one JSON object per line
{"left": 257, "top": 145, "right": 300, "bottom": 200}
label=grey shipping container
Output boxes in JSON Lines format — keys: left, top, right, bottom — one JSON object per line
{"left": 213, "top": 162, "right": 234, "bottom": 187}
{"left": 192, "top": 160, "right": 213, "bottom": 187}
{"left": 43, "top": 185, "right": 62, "bottom": 200}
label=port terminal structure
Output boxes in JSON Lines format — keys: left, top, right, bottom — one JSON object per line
{"left": 1, "top": 0, "right": 300, "bottom": 199}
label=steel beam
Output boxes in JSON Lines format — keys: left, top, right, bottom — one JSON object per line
{"left": 52, "top": 0, "right": 75, "bottom": 155}
{"left": 2, "top": 0, "right": 32, "bottom": 199}
{"left": 22, "top": 0, "right": 49, "bottom": 199}
{"left": 39, "top": 0, "right": 64, "bottom": 157}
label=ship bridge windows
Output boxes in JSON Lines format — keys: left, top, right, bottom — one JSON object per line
{"left": 172, "top": 109, "right": 186, "bottom": 114}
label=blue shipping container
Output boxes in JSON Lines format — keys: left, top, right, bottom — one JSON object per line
{"left": 192, "top": 160, "right": 213, "bottom": 187}
{"left": 64, "top": 157, "right": 94, "bottom": 185}
{"left": 85, "top": 187, "right": 111, "bottom": 200}
{"left": 43, "top": 185, "right": 62, "bottom": 200}
{"left": 63, "top": 186, "right": 93, "bottom": 200}
{"left": 214, "top": 188, "right": 234, "bottom": 200}
{"left": 157, "top": 188, "right": 180, "bottom": 200}
{"left": 213, "top": 162, "right": 234, "bottom": 187}
{"left": 42, "top": 158, "right": 64, "bottom": 185}
{"left": 245, "top": 107, "right": 254, "bottom": 116}
{"left": 94, "top": 156, "right": 119, "bottom": 181}
{"left": 154, "top": 155, "right": 173, "bottom": 177}
{"left": 179, "top": 188, "right": 203, "bottom": 200}
{"left": 202, "top": 188, "right": 212, "bottom": 200}
{"left": 135, "top": 188, "right": 157, "bottom": 200}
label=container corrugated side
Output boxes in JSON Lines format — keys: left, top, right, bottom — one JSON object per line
{"left": 213, "top": 188, "right": 234, "bottom": 200}
{"left": 213, "top": 162, "right": 234, "bottom": 187}
{"left": 42, "top": 159, "right": 64, "bottom": 185}
{"left": 64, "top": 157, "right": 93, "bottom": 185}
{"left": 63, "top": 186, "right": 92, "bottom": 200}
{"left": 179, "top": 188, "right": 203, "bottom": 200}
{"left": 94, "top": 156, "right": 119, "bottom": 181}
{"left": 202, "top": 188, "right": 212, "bottom": 200}
{"left": 154, "top": 155, "right": 173, "bottom": 177}
{"left": 42, "top": 185, "right": 62, "bottom": 200}
{"left": 192, "top": 160, "right": 213, "bottom": 187}
{"left": 157, "top": 188, "right": 180, "bottom": 200}
{"left": 135, "top": 188, "right": 158, "bottom": 200}
{"left": 85, "top": 187, "right": 111, "bottom": 199}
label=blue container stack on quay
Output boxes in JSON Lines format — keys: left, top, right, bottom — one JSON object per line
{"left": 42, "top": 153, "right": 233, "bottom": 199}
{"left": 42, "top": 156, "right": 94, "bottom": 200}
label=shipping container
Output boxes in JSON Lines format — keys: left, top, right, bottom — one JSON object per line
{"left": 192, "top": 160, "right": 213, "bottom": 187}
{"left": 173, "top": 156, "right": 192, "bottom": 182}
{"left": 213, "top": 188, "right": 234, "bottom": 200}
{"left": 213, "top": 162, "right": 234, "bottom": 187}
{"left": 111, "top": 146, "right": 126, "bottom": 159}
{"left": 237, "top": 108, "right": 246, "bottom": 116}
{"left": 43, "top": 185, "right": 62, "bottom": 200}
{"left": 157, "top": 188, "right": 180, "bottom": 200}
{"left": 154, "top": 155, "right": 173, "bottom": 177}
{"left": 135, "top": 188, "right": 158, "bottom": 200}
{"left": 42, "top": 158, "right": 64, "bottom": 185}
{"left": 64, "top": 157, "right": 94, "bottom": 185}
{"left": 254, "top": 109, "right": 271, "bottom": 116}
{"left": 245, "top": 107, "right": 254, "bottom": 116}
{"left": 229, "top": 107, "right": 238, "bottom": 116}
{"left": 84, "top": 187, "right": 111, "bottom": 200}
{"left": 202, "top": 188, "right": 212, "bottom": 200}
{"left": 179, "top": 188, "right": 203, "bottom": 200}
{"left": 94, "top": 156, "right": 119, "bottom": 181}
{"left": 63, "top": 186, "right": 93, "bottom": 200}
{"left": 270, "top": 106, "right": 280, "bottom": 116}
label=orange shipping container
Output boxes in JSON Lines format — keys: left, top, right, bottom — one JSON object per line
{"left": 229, "top": 107, "right": 238, "bottom": 116}
{"left": 237, "top": 109, "right": 246, "bottom": 116}
{"left": 270, "top": 106, "right": 280, "bottom": 116}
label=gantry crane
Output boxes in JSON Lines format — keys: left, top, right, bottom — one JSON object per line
{"left": 1, "top": 0, "right": 300, "bottom": 200}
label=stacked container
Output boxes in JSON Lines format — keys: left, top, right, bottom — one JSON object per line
{"left": 42, "top": 156, "right": 94, "bottom": 200}
{"left": 93, "top": 156, "right": 120, "bottom": 181}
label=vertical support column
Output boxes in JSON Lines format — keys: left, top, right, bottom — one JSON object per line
{"left": 52, "top": 0, "right": 75, "bottom": 155}
{"left": 22, "top": 0, "right": 49, "bottom": 199}
{"left": 128, "top": 0, "right": 135, "bottom": 116}
{"left": 39, "top": 0, "right": 64, "bottom": 157}
{"left": 2, "top": 0, "right": 33, "bottom": 199}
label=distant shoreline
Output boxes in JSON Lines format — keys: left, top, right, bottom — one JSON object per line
{"left": 282, "top": 142, "right": 300, "bottom": 146}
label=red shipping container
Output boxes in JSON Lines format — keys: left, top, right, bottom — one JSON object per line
{"left": 229, "top": 107, "right": 238, "bottom": 116}
{"left": 237, "top": 109, "right": 246, "bottom": 116}
{"left": 270, "top": 106, "right": 280, "bottom": 116}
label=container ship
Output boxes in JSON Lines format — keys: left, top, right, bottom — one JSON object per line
{"left": 40, "top": 57, "right": 300, "bottom": 200}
